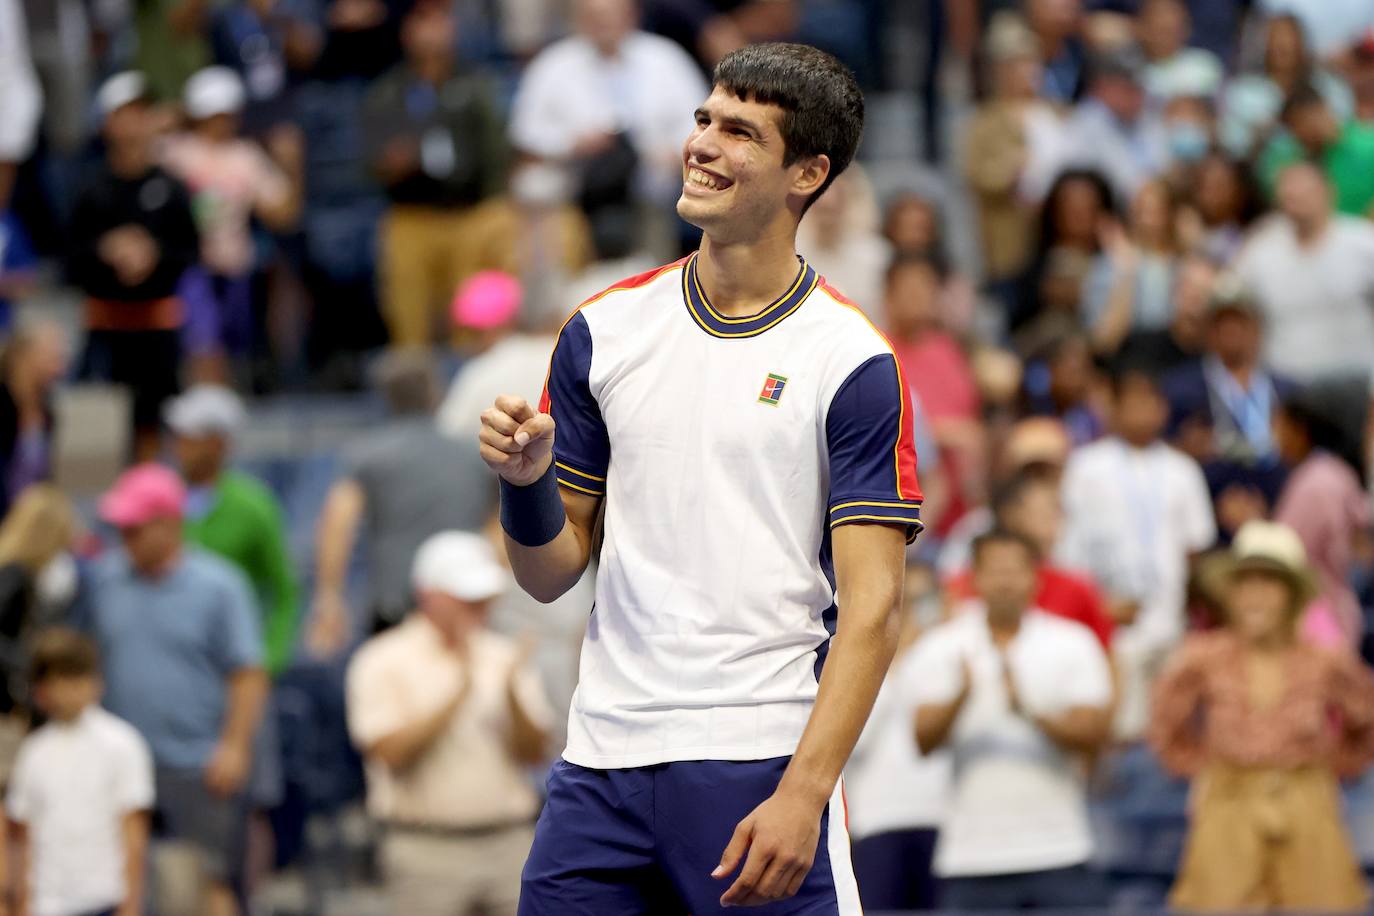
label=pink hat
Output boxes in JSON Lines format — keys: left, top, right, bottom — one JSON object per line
{"left": 451, "top": 271, "right": 522, "bottom": 330}
{"left": 99, "top": 464, "right": 186, "bottom": 528}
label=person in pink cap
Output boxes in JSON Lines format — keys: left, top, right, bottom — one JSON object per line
{"left": 437, "top": 271, "right": 557, "bottom": 441}
{"left": 89, "top": 462, "right": 267, "bottom": 916}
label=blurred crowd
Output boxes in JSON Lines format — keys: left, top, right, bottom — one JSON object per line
{"left": 5, "top": 0, "right": 1374, "bottom": 913}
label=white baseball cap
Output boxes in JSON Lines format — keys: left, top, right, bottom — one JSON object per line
{"left": 412, "top": 531, "right": 509, "bottom": 602}
{"left": 96, "top": 71, "right": 150, "bottom": 119}
{"left": 184, "top": 66, "right": 246, "bottom": 120}
{"left": 164, "top": 384, "right": 247, "bottom": 438}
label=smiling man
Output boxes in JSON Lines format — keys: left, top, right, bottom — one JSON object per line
{"left": 479, "top": 43, "right": 921, "bottom": 914}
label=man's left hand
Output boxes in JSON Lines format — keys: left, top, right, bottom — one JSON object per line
{"left": 713, "top": 787, "right": 823, "bottom": 907}
{"left": 204, "top": 739, "right": 251, "bottom": 797}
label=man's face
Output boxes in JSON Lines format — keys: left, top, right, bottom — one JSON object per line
{"left": 421, "top": 591, "right": 489, "bottom": 645}
{"left": 1277, "top": 164, "right": 1331, "bottom": 225}
{"left": 119, "top": 516, "right": 182, "bottom": 575}
{"left": 1207, "top": 309, "right": 1261, "bottom": 367}
{"left": 1286, "top": 102, "right": 1337, "bottom": 154}
{"left": 403, "top": 4, "right": 455, "bottom": 61}
{"left": 677, "top": 86, "right": 821, "bottom": 243}
{"left": 1098, "top": 74, "right": 1145, "bottom": 122}
{"left": 103, "top": 102, "right": 151, "bottom": 149}
{"left": 575, "top": 0, "right": 635, "bottom": 54}
{"left": 1003, "top": 484, "right": 1062, "bottom": 559}
{"left": 973, "top": 541, "right": 1038, "bottom": 621}
{"left": 174, "top": 433, "right": 226, "bottom": 485}
{"left": 1114, "top": 376, "right": 1168, "bottom": 446}
{"left": 883, "top": 262, "right": 941, "bottom": 336}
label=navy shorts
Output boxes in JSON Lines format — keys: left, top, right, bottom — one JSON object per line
{"left": 519, "top": 757, "right": 861, "bottom": 915}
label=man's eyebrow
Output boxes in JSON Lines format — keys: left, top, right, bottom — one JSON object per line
{"left": 695, "top": 108, "right": 764, "bottom": 135}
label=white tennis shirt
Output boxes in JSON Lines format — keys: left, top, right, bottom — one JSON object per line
{"left": 541, "top": 253, "right": 922, "bottom": 768}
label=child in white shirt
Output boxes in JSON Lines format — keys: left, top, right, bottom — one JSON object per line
{"left": 6, "top": 628, "right": 154, "bottom": 916}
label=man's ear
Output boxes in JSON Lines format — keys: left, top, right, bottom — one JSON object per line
{"left": 791, "top": 154, "right": 832, "bottom": 201}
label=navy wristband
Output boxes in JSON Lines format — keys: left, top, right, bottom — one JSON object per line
{"left": 500, "top": 463, "right": 567, "bottom": 547}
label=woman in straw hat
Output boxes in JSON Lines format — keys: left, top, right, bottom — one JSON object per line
{"left": 1149, "top": 520, "right": 1374, "bottom": 912}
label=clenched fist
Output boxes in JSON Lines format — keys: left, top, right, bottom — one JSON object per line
{"left": 479, "top": 395, "right": 557, "bottom": 486}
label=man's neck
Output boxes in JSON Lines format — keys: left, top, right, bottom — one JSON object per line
{"left": 136, "top": 547, "right": 182, "bottom": 580}
{"left": 987, "top": 611, "right": 1023, "bottom": 645}
{"left": 695, "top": 228, "right": 804, "bottom": 318}
{"left": 108, "top": 143, "right": 151, "bottom": 179}
{"left": 1219, "top": 355, "right": 1257, "bottom": 387}
{"left": 186, "top": 469, "right": 221, "bottom": 489}
{"left": 1293, "top": 214, "right": 1330, "bottom": 246}
{"left": 413, "top": 56, "right": 452, "bottom": 85}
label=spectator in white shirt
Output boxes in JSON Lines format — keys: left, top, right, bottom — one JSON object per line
{"left": 7, "top": 629, "right": 154, "bottom": 916}
{"left": 509, "top": 0, "right": 707, "bottom": 205}
{"left": 1064, "top": 50, "right": 1169, "bottom": 204}
{"left": 1058, "top": 368, "right": 1217, "bottom": 739}
{"left": 914, "top": 530, "right": 1113, "bottom": 911}
{"left": 0, "top": 0, "right": 41, "bottom": 210}
{"left": 347, "top": 531, "right": 554, "bottom": 916}
{"left": 845, "top": 561, "right": 949, "bottom": 913}
{"left": 1232, "top": 162, "right": 1374, "bottom": 385}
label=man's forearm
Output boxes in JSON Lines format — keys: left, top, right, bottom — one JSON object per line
{"left": 315, "top": 480, "right": 363, "bottom": 596}
{"left": 221, "top": 668, "right": 269, "bottom": 749}
{"left": 781, "top": 604, "right": 900, "bottom": 804}
{"left": 915, "top": 698, "right": 965, "bottom": 755}
{"left": 505, "top": 488, "right": 598, "bottom": 604}
{"left": 506, "top": 684, "right": 551, "bottom": 765}
{"left": 1033, "top": 707, "right": 1111, "bottom": 755}
{"left": 371, "top": 688, "right": 467, "bottom": 771}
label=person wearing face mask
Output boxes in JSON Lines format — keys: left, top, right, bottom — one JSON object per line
{"left": 1150, "top": 520, "right": 1374, "bottom": 913}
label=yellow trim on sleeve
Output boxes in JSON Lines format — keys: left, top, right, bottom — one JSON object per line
{"left": 830, "top": 514, "right": 922, "bottom": 527}
{"left": 556, "top": 478, "right": 604, "bottom": 497}
{"left": 830, "top": 499, "right": 923, "bottom": 514}
{"left": 556, "top": 461, "right": 606, "bottom": 483}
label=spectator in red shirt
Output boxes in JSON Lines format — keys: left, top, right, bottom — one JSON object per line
{"left": 885, "top": 252, "right": 987, "bottom": 531}
{"left": 947, "top": 468, "right": 1116, "bottom": 651}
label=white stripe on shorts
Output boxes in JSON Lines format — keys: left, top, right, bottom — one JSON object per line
{"left": 828, "top": 778, "right": 864, "bottom": 915}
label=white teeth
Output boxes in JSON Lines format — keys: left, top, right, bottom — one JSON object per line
{"left": 688, "top": 168, "right": 724, "bottom": 190}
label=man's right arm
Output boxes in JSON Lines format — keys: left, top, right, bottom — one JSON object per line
{"left": 479, "top": 394, "right": 600, "bottom": 603}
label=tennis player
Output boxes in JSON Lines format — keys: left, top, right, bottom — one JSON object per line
{"left": 479, "top": 42, "right": 921, "bottom": 914}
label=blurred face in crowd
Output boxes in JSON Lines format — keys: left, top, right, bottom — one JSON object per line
{"left": 174, "top": 433, "right": 228, "bottom": 486}
{"left": 1264, "top": 16, "right": 1307, "bottom": 81}
{"left": 1131, "top": 181, "right": 1173, "bottom": 248}
{"left": 1276, "top": 163, "right": 1331, "bottom": 231}
{"left": 1228, "top": 569, "right": 1296, "bottom": 645}
{"left": 403, "top": 3, "right": 456, "bottom": 63}
{"left": 33, "top": 673, "right": 101, "bottom": 723}
{"left": 1136, "top": 0, "right": 1189, "bottom": 61}
{"left": 1051, "top": 178, "right": 1106, "bottom": 249}
{"left": 10, "top": 325, "right": 70, "bottom": 394}
{"left": 995, "top": 53, "right": 1042, "bottom": 100}
{"left": 803, "top": 172, "right": 850, "bottom": 243}
{"left": 679, "top": 86, "right": 824, "bottom": 242}
{"left": 119, "top": 516, "right": 183, "bottom": 576}
{"left": 883, "top": 261, "right": 942, "bottom": 338}
{"left": 1171, "top": 256, "right": 1216, "bottom": 340}
{"left": 103, "top": 101, "right": 153, "bottom": 151}
{"left": 419, "top": 590, "right": 489, "bottom": 647}
{"left": 1025, "top": 0, "right": 1080, "bottom": 42}
{"left": 1048, "top": 335, "right": 1093, "bottom": 407}
{"left": 1164, "top": 96, "right": 1214, "bottom": 165}
{"left": 1207, "top": 308, "right": 1261, "bottom": 369}
{"left": 195, "top": 112, "right": 240, "bottom": 144}
{"left": 576, "top": 0, "right": 636, "bottom": 55}
{"left": 973, "top": 539, "right": 1038, "bottom": 625}
{"left": 1113, "top": 374, "right": 1167, "bottom": 447}
{"left": 1095, "top": 73, "right": 1145, "bottom": 123}
{"left": 1272, "top": 406, "right": 1311, "bottom": 465}
{"left": 1001, "top": 481, "right": 1063, "bottom": 559}
{"left": 1195, "top": 155, "right": 1245, "bottom": 225}
{"left": 884, "top": 195, "right": 938, "bottom": 255}
{"left": 1283, "top": 100, "right": 1338, "bottom": 155}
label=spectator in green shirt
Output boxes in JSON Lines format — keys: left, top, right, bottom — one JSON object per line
{"left": 166, "top": 385, "right": 300, "bottom": 675}
{"left": 1259, "top": 84, "right": 1374, "bottom": 217}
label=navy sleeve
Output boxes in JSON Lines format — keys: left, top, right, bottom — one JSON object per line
{"left": 826, "top": 353, "right": 923, "bottom": 543}
{"left": 539, "top": 311, "right": 610, "bottom": 497}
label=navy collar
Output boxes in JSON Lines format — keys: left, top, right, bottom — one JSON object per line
{"left": 681, "top": 252, "right": 817, "bottom": 338}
